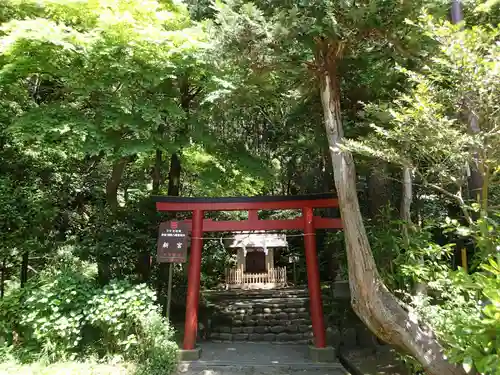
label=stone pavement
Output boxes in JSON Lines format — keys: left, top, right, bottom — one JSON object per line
{"left": 176, "top": 342, "right": 347, "bottom": 375}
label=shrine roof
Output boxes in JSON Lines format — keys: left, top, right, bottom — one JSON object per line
{"left": 226, "top": 231, "right": 288, "bottom": 248}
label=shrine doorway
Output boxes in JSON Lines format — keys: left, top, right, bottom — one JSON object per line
{"left": 245, "top": 250, "right": 266, "bottom": 273}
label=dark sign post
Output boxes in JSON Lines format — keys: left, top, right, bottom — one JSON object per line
{"left": 157, "top": 221, "right": 189, "bottom": 319}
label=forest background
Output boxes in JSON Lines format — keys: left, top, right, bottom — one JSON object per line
{"left": 0, "top": 0, "right": 499, "bottom": 374}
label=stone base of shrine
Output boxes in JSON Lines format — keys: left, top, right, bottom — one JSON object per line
{"left": 308, "top": 345, "right": 336, "bottom": 362}
{"left": 179, "top": 347, "right": 202, "bottom": 361}
{"left": 225, "top": 267, "right": 288, "bottom": 290}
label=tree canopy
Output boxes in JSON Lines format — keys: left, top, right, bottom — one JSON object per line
{"left": 0, "top": 0, "right": 499, "bottom": 374}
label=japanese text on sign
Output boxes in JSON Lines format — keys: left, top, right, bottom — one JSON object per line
{"left": 157, "top": 221, "right": 189, "bottom": 263}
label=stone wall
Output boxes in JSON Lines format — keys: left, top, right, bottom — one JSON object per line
{"left": 202, "top": 283, "right": 383, "bottom": 350}
{"left": 322, "top": 281, "right": 384, "bottom": 351}
{"left": 205, "top": 289, "right": 313, "bottom": 343}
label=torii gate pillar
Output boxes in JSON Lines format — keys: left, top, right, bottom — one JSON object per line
{"left": 183, "top": 209, "right": 204, "bottom": 351}
{"left": 303, "top": 206, "right": 326, "bottom": 348}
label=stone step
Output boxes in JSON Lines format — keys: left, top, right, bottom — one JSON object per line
{"left": 213, "top": 308, "right": 309, "bottom": 316}
{"left": 213, "top": 299, "right": 309, "bottom": 309}
{"left": 205, "top": 288, "right": 310, "bottom": 299}
{"left": 211, "top": 312, "right": 311, "bottom": 327}
{"left": 212, "top": 323, "right": 312, "bottom": 334}
{"left": 176, "top": 342, "right": 346, "bottom": 375}
{"left": 212, "top": 301, "right": 309, "bottom": 312}
{"left": 212, "top": 316, "right": 312, "bottom": 326}
{"left": 210, "top": 331, "right": 313, "bottom": 342}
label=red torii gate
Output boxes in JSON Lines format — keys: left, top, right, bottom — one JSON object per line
{"left": 153, "top": 193, "right": 342, "bottom": 352}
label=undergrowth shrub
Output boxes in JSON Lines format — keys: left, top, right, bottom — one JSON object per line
{"left": 409, "top": 258, "right": 500, "bottom": 374}
{"left": 134, "top": 314, "right": 178, "bottom": 375}
{"left": 0, "top": 255, "right": 178, "bottom": 374}
{"left": 400, "top": 217, "right": 500, "bottom": 374}
{"left": 86, "top": 281, "right": 157, "bottom": 357}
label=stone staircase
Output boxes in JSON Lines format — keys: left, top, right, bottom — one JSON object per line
{"left": 204, "top": 288, "right": 313, "bottom": 343}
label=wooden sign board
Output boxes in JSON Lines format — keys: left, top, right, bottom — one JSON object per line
{"left": 157, "top": 221, "right": 189, "bottom": 263}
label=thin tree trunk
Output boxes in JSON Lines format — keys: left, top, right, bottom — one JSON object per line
{"left": 316, "top": 41, "right": 466, "bottom": 375}
{"left": 467, "top": 114, "right": 483, "bottom": 204}
{"left": 401, "top": 166, "right": 413, "bottom": 242}
{"left": 167, "top": 153, "right": 181, "bottom": 196}
{"left": 1, "top": 257, "right": 6, "bottom": 298}
{"left": 106, "top": 156, "right": 133, "bottom": 211}
{"left": 99, "top": 155, "right": 134, "bottom": 285}
{"left": 368, "top": 160, "right": 391, "bottom": 220}
{"left": 157, "top": 78, "right": 196, "bottom": 313}
{"left": 136, "top": 149, "right": 163, "bottom": 284}
{"left": 20, "top": 251, "right": 29, "bottom": 288}
{"left": 450, "top": 4, "right": 484, "bottom": 209}
{"left": 152, "top": 149, "right": 162, "bottom": 194}
{"left": 401, "top": 167, "right": 426, "bottom": 295}
{"left": 157, "top": 152, "right": 182, "bottom": 316}
{"left": 401, "top": 165, "right": 413, "bottom": 282}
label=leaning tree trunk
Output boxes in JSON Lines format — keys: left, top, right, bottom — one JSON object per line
{"left": 316, "top": 41, "right": 466, "bottom": 375}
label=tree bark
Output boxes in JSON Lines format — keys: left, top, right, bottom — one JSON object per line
{"left": 316, "top": 42, "right": 466, "bottom": 375}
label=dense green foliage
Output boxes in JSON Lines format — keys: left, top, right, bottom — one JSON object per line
{"left": 0, "top": 253, "right": 177, "bottom": 374}
{"left": 415, "top": 256, "right": 500, "bottom": 373}
{"left": 0, "top": 0, "right": 499, "bottom": 374}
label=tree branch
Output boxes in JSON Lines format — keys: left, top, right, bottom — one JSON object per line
{"left": 369, "top": 29, "right": 417, "bottom": 59}
{"left": 414, "top": 171, "right": 474, "bottom": 225}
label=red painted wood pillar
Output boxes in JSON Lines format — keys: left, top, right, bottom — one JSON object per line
{"left": 183, "top": 209, "right": 204, "bottom": 350}
{"left": 302, "top": 206, "right": 327, "bottom": 348}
